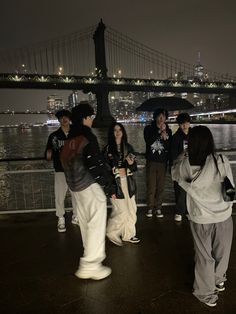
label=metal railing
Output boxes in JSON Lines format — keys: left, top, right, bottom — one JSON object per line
{"left": 0, "top": 152, "right": 235, "bottom": 214}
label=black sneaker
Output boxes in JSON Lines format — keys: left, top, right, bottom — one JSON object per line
{"left": 123, "top": 236, "right": 140, "bottom": 244}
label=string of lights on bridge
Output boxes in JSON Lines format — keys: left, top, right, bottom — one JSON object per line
{"left": 0, "top": 73, "right": 235, "bottom": 92}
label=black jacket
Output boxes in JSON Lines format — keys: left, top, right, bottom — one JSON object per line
{"left": 144, "top": 122, "right": 172, "bottom": 163}
{"left": 45, "top": 127, "right": 68, "bottom": 172}
{"left": 103, "top": 143, "right": 137, "bottom": 199}
{"left": 60, "top": 125, "right": 113, "bottom": 196}
{"left": 171, "top": 127, "right": 190, "bottom": 163}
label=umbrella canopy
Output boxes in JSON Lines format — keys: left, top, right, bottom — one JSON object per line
{"left": 136, "top": 96, "right": 194, "bottom": 112}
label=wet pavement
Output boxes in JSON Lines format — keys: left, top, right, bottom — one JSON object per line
{"left": 0, "top": 207, "right": 235, "bottom": 314}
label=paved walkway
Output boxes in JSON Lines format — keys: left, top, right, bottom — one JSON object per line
{"left": 0, "top": 208, "right": 235, "bottom": 314}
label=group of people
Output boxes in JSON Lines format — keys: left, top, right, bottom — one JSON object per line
{"left": 45, "top": 102, "right": 234, "bottom": 308}
{"left": 45, "top": 103, "right": 140, "bottom": 280}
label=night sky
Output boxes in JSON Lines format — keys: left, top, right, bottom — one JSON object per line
{"left": 0, "top": 0, "right": 236, "bottom": 110}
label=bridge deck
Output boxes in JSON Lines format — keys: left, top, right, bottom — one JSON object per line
{"left": 0, "top": 206, "right": 235, "bottom": 314}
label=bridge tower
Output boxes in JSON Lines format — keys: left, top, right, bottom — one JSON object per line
{"left": 92, "top": 19, "right": 115, "bottom": 127}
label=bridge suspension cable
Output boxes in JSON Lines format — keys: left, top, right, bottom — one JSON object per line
{"left": 0, "top": 22, "right": 235, "bottom": 82}
{"left": 105, "top": 26, "right": 236, "bottom": 81}
{"left": 0, "top": 25, "right": 96, "bottom": 76}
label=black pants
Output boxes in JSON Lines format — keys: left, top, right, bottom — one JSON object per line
{"left": 173, "top": 181, "right": 187, "bottom": 215}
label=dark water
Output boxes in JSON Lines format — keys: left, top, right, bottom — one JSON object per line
{"left": 0, "top": 123, "right": 235, "bottom": 211}
{"left": 0, "top": 123, "right": 236, "bottom": 159}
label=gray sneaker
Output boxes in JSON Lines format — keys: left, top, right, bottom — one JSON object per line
{"left": 58, "top": 217, "right": 66, "bottom": 233}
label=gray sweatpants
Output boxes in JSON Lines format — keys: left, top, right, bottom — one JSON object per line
{"left": 190, "top": 216, "right": 233, "bottom": 304}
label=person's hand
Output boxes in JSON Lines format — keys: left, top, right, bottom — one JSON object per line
{"left": 46, "top": 149, "right": 52, "bottom": 161}
{"left": 161, "top": 131, "right": 168, "bottom": 140}
{"left": 111, "top": 194, "right": 116, "bottom": 200}
{"left": 126, "top": 153, "right": 135, "bottom": 165}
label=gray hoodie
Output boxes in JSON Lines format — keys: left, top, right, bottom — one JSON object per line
{"left": 172, "top": 154, "right": 234, "bottom": 224}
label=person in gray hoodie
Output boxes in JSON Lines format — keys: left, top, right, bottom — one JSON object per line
{"left": 172, "top": 125, "right": 234, "bottom": 308}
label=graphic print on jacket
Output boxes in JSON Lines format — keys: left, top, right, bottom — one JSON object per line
{"left": 52, "top": 136, "right": 65, "bottom": 151}
{"left": 151, "top": 139, "right": 165, "bottom": 155}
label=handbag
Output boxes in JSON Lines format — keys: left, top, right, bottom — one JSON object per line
{"left": 218, "top": 155, "right": 235, "bottom": 202}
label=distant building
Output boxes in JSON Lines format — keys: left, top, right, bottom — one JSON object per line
{"left": 47, "top": 95, "right": 64, "bottom": 112}
{"left": 68, "top": 91, "right": 79, "bottom": 110}
{"left": 187, "top": 52, "right": 206, "bottom": 82}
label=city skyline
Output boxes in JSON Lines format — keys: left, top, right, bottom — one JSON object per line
{"left": 0, "top": 0, "right": 236, "bottom": 110}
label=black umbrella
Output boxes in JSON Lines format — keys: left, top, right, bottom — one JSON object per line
{"left": 136, "top": 96, "right": 194, "bottom": 112}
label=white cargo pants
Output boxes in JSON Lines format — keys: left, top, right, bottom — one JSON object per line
{"left": 72, "top": 183, "right": 107, "bottom": 270}
{"left": 54, "top": 172, "right": 76, "bottom": 218}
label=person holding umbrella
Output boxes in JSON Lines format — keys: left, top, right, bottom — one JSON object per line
{"left": 144, "top": 108, "right": 172, "bottom": 218}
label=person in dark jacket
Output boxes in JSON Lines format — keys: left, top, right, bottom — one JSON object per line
{"left": 103, "top": 122, "right": 140, "bottom": 246}
{"left": 144, "top": 108, "right": 172, "bottom": 218}
{"left": 45, "top": 109, "right": 78, "bottom": 233}
{"left": 60, "top": 102, "right": 113, "bottom": 280}
{"left": 171, "top": 113, "right": 191, "bottom": 222}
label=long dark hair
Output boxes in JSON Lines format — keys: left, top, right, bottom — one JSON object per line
{"left": 107, "top": 122, "right": 128, "bottom": 156}
{"left": 188, "top": 126, "right": 215, "bottom": 167}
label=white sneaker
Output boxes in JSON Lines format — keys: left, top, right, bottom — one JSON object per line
{"left": 75, "top": 265, "right": 112, "bottom": 280}
{"left": 156, "top": 210, "right": 164, "bottom": 218}
{"left": 71, "top": 216, "right": 79, "bottom": 225}
{"left": 216, "top": 282, "right": 225, "bottom": 292}
{"left": 146, "top": 209, "right": 153, "bottom": 217}
{"left": 174, "top": 214, "right": 182, "bottom": 222}
{"left": 57, "top": 217, "right": 66, "bottom": 233}
{"left": 204, "top": 301, "right": 217, "bottom": 307}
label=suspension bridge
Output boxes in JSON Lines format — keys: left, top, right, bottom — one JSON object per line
{"left": 0, "top": 20, "right": 236, "bottom": 126}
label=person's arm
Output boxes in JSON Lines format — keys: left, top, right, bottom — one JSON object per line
{"left": 222, "top": 155, "right": 235, "bottom": 187}
{"left": 144, "top": 125, "right": 151, "bottom": 144}
{"left": 125, "top": 144, "right": 137, "bottom": 172}
{"left": 45, "top": 134, "right": 53, "bottom": 161}
{"left": 83, "top": 138, "right": 115, "bottom": 196}
{"left": 171, "top": 134, "right": 181, "bottom": 163}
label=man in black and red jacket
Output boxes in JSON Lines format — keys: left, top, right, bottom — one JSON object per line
{"left": 60, "top": 102, "right": 114, "bottom": 281}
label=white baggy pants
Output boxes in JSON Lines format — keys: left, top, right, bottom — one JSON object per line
{"left": 54, "top": 172, "right": 76, "bottom": 218}
{"left": 72, "top": 183, "right": 107, "bottom": 270}
{"left": 107, "top": 177, "right": 137, "bottom": 241}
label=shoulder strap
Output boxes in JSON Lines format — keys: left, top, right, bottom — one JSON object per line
{"left": 219, "top": 154, "right": 227, "bottom": 177}
{"left": 212, "top": 153, "right": 220, "bottom": 173}
{"left": 219, "top": 154, "right": 224, "bottom": 163}
{"left": 192, "top": 169, "right": 202, "bottom": 182}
